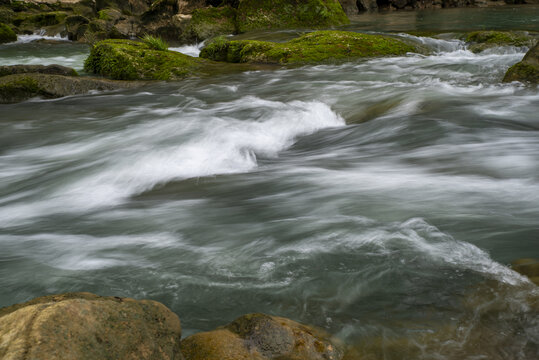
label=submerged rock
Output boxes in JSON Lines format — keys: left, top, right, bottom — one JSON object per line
{"left": 0, "top": 64, "right": 78, "bottom": 77}
{"left": 0, "top": 21, "right": 16, "bottom": 43}
{"left": 84, "top": 39, "right": 208, "bottom": 80}
{"left": 512, "top": 258, "right": 539, "bottom": 285}
{"left": 463, "top": 30, "right": 537, "bottom": 53}
{"left": 236, "top": 0, "right": 350, "bottom": 33}
{"left": 503, "top": 42, "right": 539, "bottom": 84}
{"left": 200, "top": 30, "right": 417, "bottom": 65}
{"left": 0, "top": 73, "right": 144, "bottom": 103}
{"left": 181, "top": 313, "right": 345, "bottom": 360}
{"left": 0, "top": 292, "right": 183, "bottom": 360}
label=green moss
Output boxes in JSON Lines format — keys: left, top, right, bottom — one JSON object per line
{"left": 236, "top": 0, "right": 349, "bottom": 33}
{"left": 200, "top": 30, "right": 417, "bottom": 65}
{"left": 464, "top": 31, "right": 536, "bottom": 53}
{"left": 189, "top": 5, "right": 237, "bottom": 41}
{"left": 97, "top": 9, "right": 110, "bottom": 20}
{"left": 0, "top": 22, "right": 16, "bottom": 43}
{"left": 15, "top": 11, "right": 67, "bottom": 27}
{"left": 503, "top": 62, "right": 539, "bottom": 84}
{"left": 0, "top": 76, "right": 45, "bottom": 101}
{"left": 84, "top": 39, "right": 207, "bottom": 80}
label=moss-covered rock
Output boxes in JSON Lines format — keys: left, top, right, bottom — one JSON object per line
{"left": 236, "top": 0, "right": 349, "bottom": 33}
{"left": 0, "top": 22, "right": 16, "bottom": 43}
{"left": 0, "top": 64, "right": 78, "bottom": 77}
{"left": 84, "top": 39, "right": 208, "bottom": 80}
{"left": 0, "top": 73, "right": 144, "bottom": 103}
{"left": 0, "top": 292, "right": 183, "bottom": 359}
{"left": 503, "top": 42, "right": 539, "bottom": 84}
{"left": 181, "top": 313, "right": 345, "bottom": 360}
{"left": 189, "top": 5, "right": 237, "bottom": 41}
{"left": 200, "top": 30, "right": 417, "bottom": 65}
{"left": 464, "top": 31, "right": 537, "bottom": 53}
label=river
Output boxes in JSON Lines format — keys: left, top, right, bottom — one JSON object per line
{"left": 1, "top": 6, "right": 538, "bottom": 359}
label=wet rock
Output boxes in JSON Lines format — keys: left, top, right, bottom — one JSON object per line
{"left": 235, "top": 0, "right": 350, "bottom": 33}
{"left": 84, "top": 38, "right": 208, "bottom": 80}
{"left": 0, "top": 73, "right": 145, "bottom": 103}
{"left": 96, "top": 0, "right": 151, "bottom": 16}
{"left": 0, "top": 64, "right": 78, "bottom": 77}
{"left": 187, "top": 5, "right": 236, "bottom": 41}
{"left": 463, "top": 30, "right": 537, "bottom": 53}
{"left": 0, "top": 21, "right": 16, "bottom": 43}
{"left": 503, "top": 42, "right": 539, "bottom": 84}
{"left": 200, "top": 30, "right": 418, "bottom": 65}
{"left": 65, "top": 14, "right": 90, "bottom": 41}
{"left": 0, "top": 292, "right": 183, "bottom": 359}
{"left": 181, "top": 313, "right": 345, "bottom": 360}
{"left": 511, "top": 258, "right": 539, "bottom": 285}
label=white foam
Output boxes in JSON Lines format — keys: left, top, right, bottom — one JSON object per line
{"left": 169, "top": 40, "right": 206, "bottom": 57}
{"left": 14, "top": 31, "right": 69, "bottom": 44}
{"left": 0, "top": 98, "right": 344, "bottom": 225}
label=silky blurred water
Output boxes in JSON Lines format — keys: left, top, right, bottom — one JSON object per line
{"left": 1, "top": 6, "right": 538, "bottom": 359}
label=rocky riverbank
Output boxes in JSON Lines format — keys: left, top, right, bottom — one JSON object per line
{"left": 1, "top": 255, "right": 537, "bottom": 360}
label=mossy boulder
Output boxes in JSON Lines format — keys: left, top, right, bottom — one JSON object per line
{"left": 464, "top": 31, "right": 537, "bottom": 53}
{"left": 181, "top": 313, "right": 345, "bottom": 360}
{"left": 236, "top": 0, "right": 349, "bottom": 33}
{"left": 0, "top": 22, "right": 16, "bottom": 43}
{"left": 0, "top": 73, "right": 144, "bottom": 103}
{"left": 503, "top": 43, "right": 539, "bottom": 84}
{"left": 0, "top": 292, "right": 183, "bottom": 359}
{"left": 84, "top": 39, "right": 208, "bottom": 80}
{"left": 0, "top": 64, "right": 78, "bottom": 77}
{"left": 188, "top": 5, "right": 237, "bottom": 41}
{"left": 200, "top": 30, "right": 417, "bottom": 65}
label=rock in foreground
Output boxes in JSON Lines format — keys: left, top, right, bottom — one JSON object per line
{"left": 0, "top": 292, "right": 183, "bottom": 360}
{"left": 200, "top": 30, "right": 417, "bottom": 65}
{"left": 503, "top": 43, "right": 539, "bottom": 84}
{"left": 181, "top": 313, "right": 345, "bottom": 360}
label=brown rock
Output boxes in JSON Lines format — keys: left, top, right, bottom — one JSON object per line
{"left": 181, "top": 313, "right": 345, "bottom": 360}
{"left": 0, "top": 292, "right": 183, "bottom": 360}
{"left": 0, "top": 64, "right": 78, "bottom": 77}
{"left": 512, "top": 258, "right": 539, "bottom": 285}
{"left": 0, "top": 73, "right": 146, "bottom": 103}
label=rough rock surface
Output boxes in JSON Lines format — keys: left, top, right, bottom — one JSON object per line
{"left": 512, "top": 258, "right": 539, "bottom": 285}
{"left": 463, "top": 30, "right": 537, "bottom": 53}
{"left": 0, "top": 73, "right": 145, "bottom": 103}
{"left": 0, "top": 64, "right": 78, "bottom": 77}
{"left": 0, "top": 21, "right": 16, "bottom": 43}
{"left": 84, "top": 38, "right": 207, "bottom": 80}
{"left": 0, "top": 292, "right": 183, "bottom": 359}
{"left": 503, "top": 42, "right": 539, "bottom": 83}
{"left": 181, "top": 313, "right": 345, "bottom": 360}
{"left": 200, "top": 30, "right": 418, "bottom": 65}
{"left": 236, "top": 0, "right": 350, "bottom": 33}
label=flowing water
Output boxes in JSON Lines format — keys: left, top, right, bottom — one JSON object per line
{"left": 1, "top": 6, "right": 539, "bottom": 359}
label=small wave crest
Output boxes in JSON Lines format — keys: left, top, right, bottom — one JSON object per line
{"left": 0, "top": 98, "right": 344, "bottom": 225}
{"left": 14, "top": 31, "right": 69, "bottom": 44}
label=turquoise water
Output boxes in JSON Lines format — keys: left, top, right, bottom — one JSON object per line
{"left": 1, "top": 6, "right": 538, "bottom": 359}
